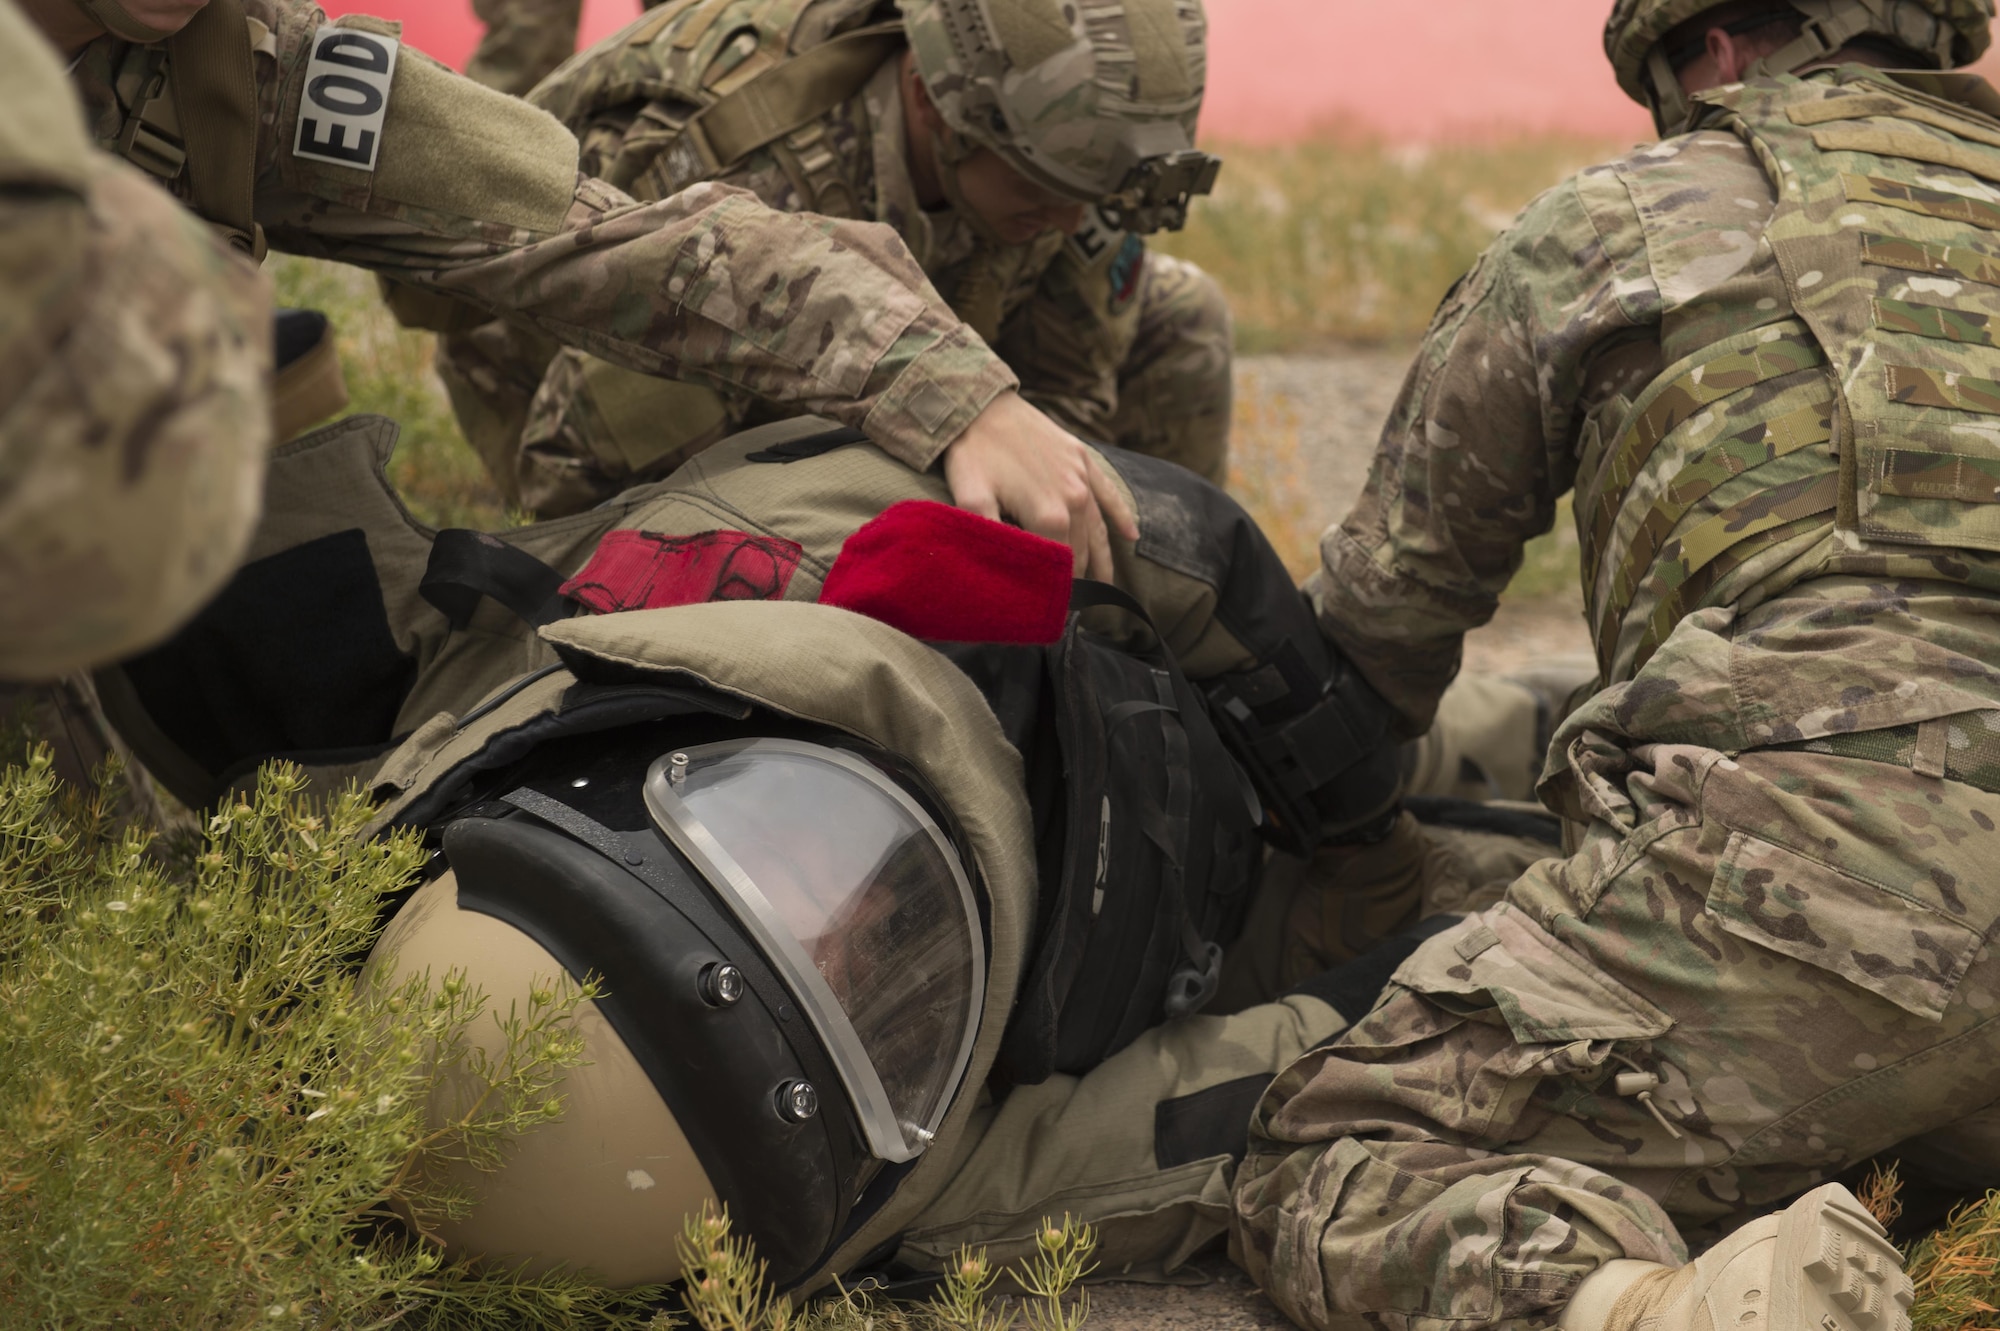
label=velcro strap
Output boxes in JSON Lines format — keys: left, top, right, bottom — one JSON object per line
{"left": 564, "top": 528, "right": 802, "bottom": 613}
{"left": 693, "top": 26, "right": 902, "bottom": 169}
{"left": 1579, "top": 326, "right": 1822, "bottom": 578}
{"left": 1594, "top": 398, "right": 1833, "bottom": 642}
{"left": 1608, "top": 490, "right": 1837, "bottom": 677}
{"left": 421, "top": 530, "right": 571, "bottom": 631}
{"left": 1271, "top": 693, "right": 1376, "bottom": 791}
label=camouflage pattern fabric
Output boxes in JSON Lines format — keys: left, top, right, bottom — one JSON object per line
{"left": 1253, "top": 64, "right": 2000, "bottom": 1331}
{"left": 1235, "top": 741, "right": 2000, "bottom": 1331}
{"left": 442, "top": 0, "right": 1231, "bottom": 516}
{"left": 1601, "top": 0, "right": 1991, "bottom": 109}
{"left": 898, "top": 0, "right": 1208, "bottom": 209}
{"left": 464, "top": 0, "right": 581, "bottom": 97}
{"left": 1009, "top": 248, "right": 1234, "bottom": 488}
{"left": 1, "top": 0, "right": 271, "bottom": 681}
{"left": 67, "top": 0, "right": 1017, "bottom": 474}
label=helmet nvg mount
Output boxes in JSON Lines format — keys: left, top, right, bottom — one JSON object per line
{"left": 366, "top": 726, "right": 987, "bottom": 1289}
{"left": 900, "top": 0, "right": 1223, "bottom": 233}
{"left": 1603, "top": 0, "right": 1994, "bottom": 133}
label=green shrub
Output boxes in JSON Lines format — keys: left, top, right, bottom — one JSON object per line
{"left": 0, "top": 748, "right": 670, "bottom": 1328}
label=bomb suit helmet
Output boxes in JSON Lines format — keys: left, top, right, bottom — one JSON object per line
{"left": 366, "top": 729, "right": 986, "bottom": 1287}
{"left": 899, "top": 0, "right": 1223, "bottom": 232}
{"left": 1604, "top": 0, "right": 1993, "bottom": 133}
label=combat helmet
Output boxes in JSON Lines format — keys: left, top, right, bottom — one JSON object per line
{"left": 899, "top": 0, "right": 1222, "bottom": 233}
{"left": 1604, "top": 0, "right": 1994, "bottom": 133}
{"left": 366, "top": 724, "right": 987, "bottom": 1288}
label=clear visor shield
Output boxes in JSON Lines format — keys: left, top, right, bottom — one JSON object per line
{"left": 644, "top": 740, "right": 984, "bottom": 1164}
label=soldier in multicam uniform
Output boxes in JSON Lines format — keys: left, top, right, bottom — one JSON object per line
{"left": 0, "top": 0, "right": 270, "bottom": 684}
{"left": 19, "top": 0, "right": 1134, "bottom": 577}
{"left": 434, "top": 0, "right": 1237, "bottom": 518}
{"left": 1229, "top": 2, "right": 2000, "bottom": 1330}
{"left": 464, "top": 0, "right": 589, "bottom": 97}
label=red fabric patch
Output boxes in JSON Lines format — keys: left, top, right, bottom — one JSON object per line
{"left": 561, "top": 529, "right": 804, "bottom": 614}
{"left": 818, "top": 501, "right": 1073, "bottom": 644}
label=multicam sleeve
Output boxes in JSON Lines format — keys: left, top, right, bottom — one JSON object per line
{"left": 250, "top": 0, "right": 1017, "bottom": 473}
{"left": 1, "top": 2, "right": 271, "bottom": 680}
{"left": 1307, "top": 166, "right": 1659, "bottom": 731}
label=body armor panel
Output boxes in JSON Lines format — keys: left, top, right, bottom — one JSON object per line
{"left": 1579, "top": 68, "right": 2000, "bottom": 681}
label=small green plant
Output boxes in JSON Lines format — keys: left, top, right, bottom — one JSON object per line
{"left": 675, "top": 1203, "right": 1096, "bottom": 1331}
{"left": 0, "top": 747, "right": 672, "bottom": 1328}
{"left": 1906, "top": 1190, "right": 2000, "bottom": 1331}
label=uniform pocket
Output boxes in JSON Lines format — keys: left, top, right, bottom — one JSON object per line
{"left": 1707, "top": 828, "right": 1984, "bottom": 1022}
{"left": 1346, "top": 905, "right": 1675, "bottom": 1143}
{"left": 1391, "top": 903, "right": 1674, "bottom": 1046}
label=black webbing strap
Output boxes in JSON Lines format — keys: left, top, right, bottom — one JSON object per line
{"left": 420, "top": 529, "right": 572, "bottom": 631}
{"left": 1069, "top": 580, "right": 1261, "bottom": 836}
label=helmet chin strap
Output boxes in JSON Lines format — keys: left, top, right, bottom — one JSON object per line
{"left": 71, "top": 0, "right": 181, "bottom": 43}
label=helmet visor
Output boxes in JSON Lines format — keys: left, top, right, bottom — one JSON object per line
{"left": 644, "top": 739, "right": 983, "bottom": 1163}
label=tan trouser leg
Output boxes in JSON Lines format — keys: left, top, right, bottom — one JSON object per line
{"left": 897, "top": 995, "right": 1344, "bottom": 1279}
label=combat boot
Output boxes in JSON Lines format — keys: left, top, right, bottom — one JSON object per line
{"left": 1558, "top": 1184, "right": 1912, "bottom": 1331}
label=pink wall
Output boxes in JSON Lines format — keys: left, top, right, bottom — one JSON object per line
{"left": 315, "top": 0, "right": 2000, "bottom": 144}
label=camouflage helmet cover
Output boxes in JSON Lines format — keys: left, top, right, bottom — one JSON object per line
{"left": 1603, "top": 0, "right": 1993, "bottom": 112}
{"left": 899, "top": 0, "right": 1222, "bottom": 231}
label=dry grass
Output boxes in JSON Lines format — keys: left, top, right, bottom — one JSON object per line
{"left": 1157, "top": 131, "right": 1625, "bottom": 351}
{"left": 1189, "top": 132, "right": 1607, "bottom": 602}
{"left": 268, "top": 256, "right": 510, "bottom": 532}
{"left": 1227, "top": 387, "right": 1322, "bottom": 581}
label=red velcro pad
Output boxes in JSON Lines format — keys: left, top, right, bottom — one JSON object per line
{"left": 561, "top": 529, "right": 803, "bottom": 614}
{"left": 819, "top": 500, "right": 1072, "bottom": 644}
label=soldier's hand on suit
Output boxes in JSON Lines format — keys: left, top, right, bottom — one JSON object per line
{"left": 941, "top": 391, "right": 1139, "bottom": 583}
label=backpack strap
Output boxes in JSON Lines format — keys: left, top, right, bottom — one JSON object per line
{"left": 1069, "top": 578, "right": 1263, "bottom": 839}
{"left": 674, "top": 22, "right": 901, "bottom": 179}
{"left": 102, "top": 0, "right": 263, "bottom": 257}
{"left": 420, "top": 530, "right": 574, "bottom": 631}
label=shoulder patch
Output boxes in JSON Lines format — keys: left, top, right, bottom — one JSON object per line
{"left": 1067, "top": 205, "right": 1124, "bottom": 264}
{"left": 294, "top": 27, "right": 400, "bottom": 171}
{"left": 1107, "top": 233, "right": 1145, "bottom": 315}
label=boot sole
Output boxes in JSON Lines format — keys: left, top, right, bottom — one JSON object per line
{"left": 1770, "top": 1184, "right": 1914, "bottom": 1331}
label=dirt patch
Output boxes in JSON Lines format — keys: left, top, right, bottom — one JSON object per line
{"left": 1077, "top": 1257, "right": 1296, "bottom": 1331}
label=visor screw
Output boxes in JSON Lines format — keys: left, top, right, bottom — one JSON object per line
{"left": 668, "top": 752, "right": 690, "bottom": 789}
{"left": 777, "top": 1079, "right": 819, "bottom": 1123}
{"left": 698, "top": 962, "right": 744, "bottom": 1008}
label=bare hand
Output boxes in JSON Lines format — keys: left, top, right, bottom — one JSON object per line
{"left": 940, "top": 392, "right": 1139, "bottom": 582}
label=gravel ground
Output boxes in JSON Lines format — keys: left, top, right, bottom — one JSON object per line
{"left": 1077, "top": 1256, "right": 1297, "bottom": 1331}
{"left": 1083, "top": 352, "right": 1589, "bottom": 1330}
